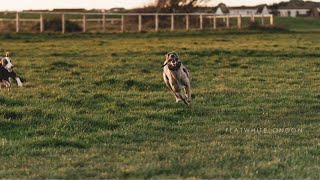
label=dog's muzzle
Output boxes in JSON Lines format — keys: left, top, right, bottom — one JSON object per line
{"left": 168, "top": 60, "right": 181, "bottom": 71}
{"left": 5, "top": 67, "right": 13, "bottom": 72}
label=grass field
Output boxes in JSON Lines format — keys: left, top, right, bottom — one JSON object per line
{"left": 275, "top": 17, "right": 320, "bottom": 32}
{"left": 0, "top": 31, "right": 319, "bottom": 178}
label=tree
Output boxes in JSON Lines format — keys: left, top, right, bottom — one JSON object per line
{"left": 155, "top": 0, "right": 210, "bottom": 12}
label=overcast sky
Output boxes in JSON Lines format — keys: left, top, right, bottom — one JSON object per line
{"left": 0, "top": 0, "right": 319, "bottom": 11}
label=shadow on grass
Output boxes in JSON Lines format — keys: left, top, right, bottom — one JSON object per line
{"left": 70, "top": 117, "right": 121, "bottom": 132}
{"left": 187, "top": 49, "right": 320, "bottom": 58}
{"left": 49, "top": 61, "right": 77, "bottom": 71}
{"left": 121, "top": 161, "right": 202, "bottom": 178}
{"left": 0, "top": 96, "right": 25, "bottom": 107}
{"left": 0, "top": 121, "right": 20, "bottom": 129}
{"left": 124, "top": 80, "right": 163, "bottom": 91}
{"left": 1, "top": 111, "right": 24, "bottom": 120}
{"left": 94, "top": 78, "right": 163, "bottom": 92}
{"left": 30, "top": 138, "right": 87, "bottom": 149}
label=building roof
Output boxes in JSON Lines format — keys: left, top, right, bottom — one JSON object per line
{"left": 256, "top": 4, "right": 269, "bottom": 13}
{"left": 52, "top": 8, "right": 86, "bottom": 12}
{"left": 213, "top": 4, "right": 268, "bottom": 14}
{"left": 214, "top": 3, "right": 229, "bottom": 13}
{"left": 278, "top": 0, "right": 320, "bottom": 10}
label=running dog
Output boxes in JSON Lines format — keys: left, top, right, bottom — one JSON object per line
{"left": 0, "top": 52, "right": 23, "bottom": 91}
{"left": 162, "top": 52, "right": 191, "bottom": 106}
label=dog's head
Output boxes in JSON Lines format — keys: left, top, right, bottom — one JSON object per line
{"left": 1, "top": 52, "right": 14, "bottom": 72}
{"left": 162, "top": 52, "right": 181, "bottom": 70}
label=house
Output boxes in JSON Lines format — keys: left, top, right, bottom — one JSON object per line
{"left": 52, "top": 9, "right": 86, "bottom": 12}
{"left": 278, "top": 0, "right": 320, "bottom": 17}
{"left": 213, "top": 3, "right": 229, "bottom": 15}
{"left": 229, "top": 5, "right": 270, "bottom": 15}
{"left": 228, "top": 6, "right": 259, "bottom": 15}
{"left": 310, "top": 7, "right": 320, "bottom": 16}
{"left": 108, "top": 8, "right": 126, "bottom": 13}
{"left": 213, "top": 3, "right": 270, "bottom": 15}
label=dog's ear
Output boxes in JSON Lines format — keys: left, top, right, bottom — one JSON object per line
{"left": 166, "top": 52, "right": 179, "bottom": 60}
{"left": 163, "top": 53, "right": 169, "bottom": 67}
{"left": 165, "top": 53, "right": 169, "bottom": 60}
{"left": 172, "top": 52, "right": 179, "bottom": 59}
{"left": 162, "top": 57, "right": 168, "bottom": 67}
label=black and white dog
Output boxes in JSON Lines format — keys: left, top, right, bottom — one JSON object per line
{"left": 0, "top": 52, "right": 23, "bottom": 90}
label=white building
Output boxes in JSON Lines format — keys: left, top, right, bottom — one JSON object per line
{"left": 278, "top": 9, "right": 310, "bottom": 17}
{"left": 278, "top": 1, "right": 320, "bottom": 17}
{"left": 229, "top": 8, "right": 258, "bottom": 15}
{"left": 214, "top": 4, "right": 270, "bottom": 16}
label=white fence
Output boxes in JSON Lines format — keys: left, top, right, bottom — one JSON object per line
{"left": 0, "top": 11, "right": 274, "bottom": 33}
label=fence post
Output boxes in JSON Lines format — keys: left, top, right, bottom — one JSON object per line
{"left": 171, "top": 14, "right": 174, "bottom": 31}
{"left": 270, "top": 15, "right": 274, "bottom": 26}
{"left": 61, "top": 13, "right": 65, "bottom": 34}
{"left": 15, "top": 12, "right": 19, "bottom": 33}
{"left": 138, "top": 15, "right": 142, "bottom": 32}
{"left": 82, "top": 14, "right": 86, "bottom": 33}
{"left": 121, "top": 15, "right": 124, "bottom": 33}
{"left": 237, "top": 15, "right": 241, "bottom": 29}
{"left": 40, "top": 14, "right": 44, "bottom": 33}
{"left": 186, "top": 15, "right": 189, "bottom": 30}
{"left": 155, "top": 14, "right": 159, "bottom": 32}
{"left": 213, "top": 16, "right": 216, "bottom": 30}
{"left": 200, "top": 14, "right": 203, "bottom": 30}
{"left": 226, "top": 15, "right": 230, "bottom": 29}
{"left": 102, "top": 13, "right": 106, "bottom": 32}
{"left": 251, "top": 15, "right": 255, "bottom": 22}
{"left": 261, "top": 15, "right": 265, "bottom": 26}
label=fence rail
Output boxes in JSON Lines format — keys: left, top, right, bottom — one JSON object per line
{"left": 0, "top": 11, "right": 274, "bottom": 33}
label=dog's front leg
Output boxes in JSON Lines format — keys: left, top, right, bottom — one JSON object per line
{"left": 176, "top": 92, "right": 189, "bottom": 106}
{"left": 181, "top": 76, "right": 191, "bottom": 103}
{"left": 172, "top": 86, "right": 189, "bottom": 106}
{"left": 2, "top": 80, "right": 11, "bottom": 91}
{"left": 169, "top": 85, "right": 182, "bottom": 103}
{"left": 15, "top": 77, "right": 23, "bottom": 87}
{"left": 170, "top": 81, "right": 189, "bottom": 106}
{"left": 164, "top": 73, "right": 181, "bottom": 102}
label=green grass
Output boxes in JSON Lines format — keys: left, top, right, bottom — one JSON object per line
{"left": 0, "top": 31, "right": 319, "bottom": 178}
{"left": 275, "top": 17, "right": 320, "bottom": 32}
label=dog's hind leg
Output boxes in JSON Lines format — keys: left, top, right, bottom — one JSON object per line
{"left": 185, "top": 84, "right": 191, "bottom": 103}
{"left": 181, "top": 76, "right": 191, "bottom": 103}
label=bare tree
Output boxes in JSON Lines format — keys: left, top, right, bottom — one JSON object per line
{"left": 155, "top": 0, "right": 210, "bottom": 12}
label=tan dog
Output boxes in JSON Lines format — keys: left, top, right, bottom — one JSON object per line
{"left": 162, "top": 52, "right": 191, "bottom": 106}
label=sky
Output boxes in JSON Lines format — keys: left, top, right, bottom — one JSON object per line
{"left": 0, "top": 0, "right": 319, "bottom": 11}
